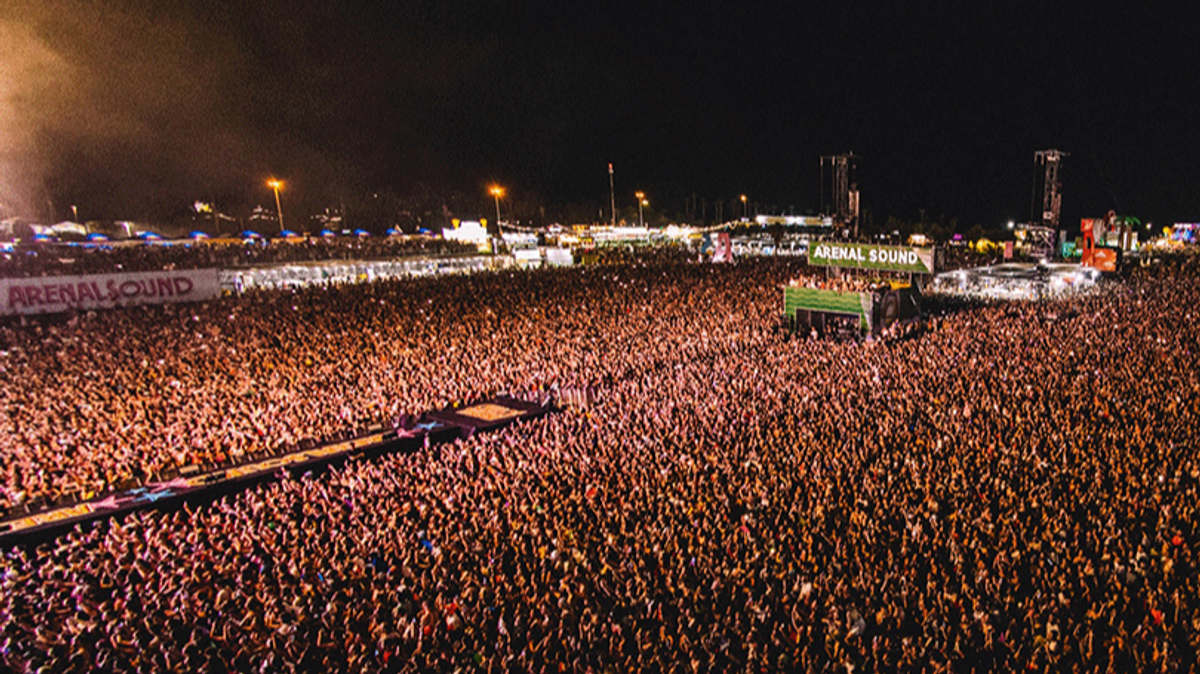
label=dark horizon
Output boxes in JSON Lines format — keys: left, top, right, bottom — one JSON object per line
{"left": 0, "top": 1, "right": 1194, "bottom": 229}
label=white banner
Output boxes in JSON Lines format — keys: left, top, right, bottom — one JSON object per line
{"left": 0, "top": 269, "right": 220, "bottom": 316}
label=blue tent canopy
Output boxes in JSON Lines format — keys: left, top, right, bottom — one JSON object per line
{"left": 86, "top": 232, "right": 109, "bottom": 241}
{"left": 353, "top": 229, "right": 370, "bottom": 237}
{"left": 137, "top": 231, "right": 162, "bottom": 240}
{"left": 320, "top": 229, "right": 336, "bottom": 237}
{"left": 386, "top": 227, "right": 403, "bottom": 236}
{"left": 241, "top": 230, "right": 262, "bottom": 239}
{"left": 280, "top": 229, "right": 300, "bottom": 238}
{"left": 188, "top": 231, "right": 209, "bottom": 239}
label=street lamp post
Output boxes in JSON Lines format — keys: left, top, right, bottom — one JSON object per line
{"left": 740, "top": 194, "right": 748, "bottom": 221}
{"left": 608, "top": 163, "right": 616, "bottom": 228}
{"left": 267, "top": 179, "right": 285, "bottom": 234}
{"left": 490, "top": 185, "right": 505, "bottom": 228}
{"left": 71, "top": 205, "right": 88, "bottom": 235}
{"left": 635, "top": 191, "right": 645, "bottom": 228}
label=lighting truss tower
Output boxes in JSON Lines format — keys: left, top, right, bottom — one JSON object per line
{"left": 1033, "top": 149, "right": 1067, "bottom": 228}
{"left": 820, "top": 153, "right": 858, "bottom": 235}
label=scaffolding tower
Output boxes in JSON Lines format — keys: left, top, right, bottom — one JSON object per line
{"left": 1033, "top": 150, "right": 1067, "bottom": 229}
{"left": 820, "top": 153, "right": 859, "bottom": 236}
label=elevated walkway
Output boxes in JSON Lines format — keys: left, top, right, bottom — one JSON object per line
{"left": 0, "top": 395, "right": 553, "bottom": 546}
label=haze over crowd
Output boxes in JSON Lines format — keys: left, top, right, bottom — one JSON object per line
{"left": 2, "top": 2, "right": 1194, "bottom": 228}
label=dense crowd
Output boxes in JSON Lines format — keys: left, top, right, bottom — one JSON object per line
{"left": 0, "top": 237, "right": 477, "bottom": 278}
{"left": 939, "top": 246, "right": 1000, "bottom": 271}
{"left": 0, "top": 249, "right": 702, "bottom": 510}
{"left": 788, "top": 276, "right": 886, "bottom": 294}
{"left": 2, "top": 253, "right": 1199, "bottom": 673}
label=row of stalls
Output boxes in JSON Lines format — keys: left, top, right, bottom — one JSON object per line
{"left": 222, "top": 255, "right": 509, "bottom": 293}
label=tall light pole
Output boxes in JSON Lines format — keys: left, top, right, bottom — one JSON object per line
{"left": 71, "top": 205, "right": 88, "bottom": 235}
{"left": 635, "top": 191, "right": 645, "bottom": 227}
{"left": 608, "top": 163, "right": 616, "bottom": 227}
{"left": 267, "top": 179, "right": 285, "bottom": 234}
{"left": 489, "top": 185, "right": 505, "bottom": 228}
{"left": 740, "top": 194, "right": 748, "bottom": 221}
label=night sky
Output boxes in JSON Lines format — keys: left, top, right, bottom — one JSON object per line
{"left": 0, "top": 0, "right": 1194, "bottom": 228}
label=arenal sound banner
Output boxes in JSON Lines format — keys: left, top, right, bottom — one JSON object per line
{"left": 808, "top": 243, "right": 936, "bottom": 274}
{"left": 0, "top": 269, "right": 220, "bottom": 316}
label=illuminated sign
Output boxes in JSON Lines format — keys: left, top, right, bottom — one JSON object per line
{"left": 755, "top": 215, "right": 833, "bottom": 227}
{"left": 808, "top": 243, "right": 935, "bottom": 273}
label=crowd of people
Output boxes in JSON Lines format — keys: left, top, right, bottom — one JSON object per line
{"left": 788, "top": 275, "right": 881, "bottom": 294}
{"left": 0, "top": 236, "right": 477, "bottom": 278}
{"left": 1, "top": 252, "right": 1198, "bottom": 673}
{"left": 0, "top": 248, "right": 693, "bottom": 511}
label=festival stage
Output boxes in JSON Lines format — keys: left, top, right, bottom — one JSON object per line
{"left": 931, "top": 263, "right": 1100, "bottom": 300}
{"left": 0, "top": 395, "right": 552, "bottom": 545}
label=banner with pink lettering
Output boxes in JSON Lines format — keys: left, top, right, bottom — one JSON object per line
{"left": 0, "top": 269, "right": 220, "bottom": 316}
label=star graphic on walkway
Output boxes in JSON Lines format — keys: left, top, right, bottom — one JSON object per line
{"left": 141, "top": 490, "right": 175, "bottom": 503}
{"left": 92, "top": 496, "right": 126, "bottom": 510}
